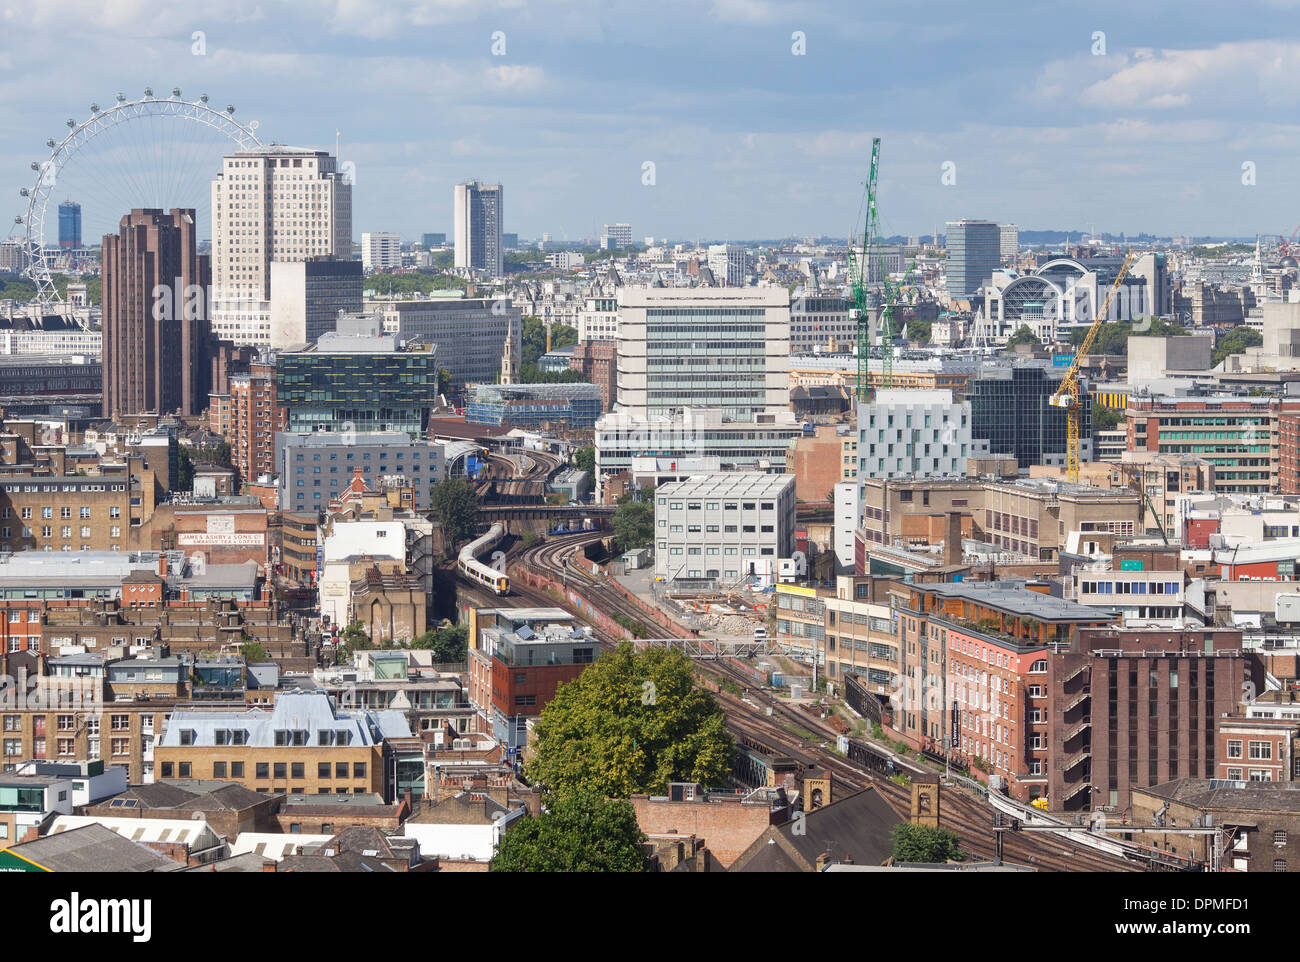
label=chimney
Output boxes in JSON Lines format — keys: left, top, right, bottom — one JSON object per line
{"left": 944, "top": 512, "right": 962, "bottom": 567}
{"left": 814, "top": 851, "right": 830, "bottom": 872}
{"left": 262, "top": 860, "right": 277, "bottom": 873}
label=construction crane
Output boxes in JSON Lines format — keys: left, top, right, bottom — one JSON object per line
{"left": 1281, "top": 225, "right": 1300, "bottom": 258}
{"left": 1048, "top": 249, "right": 1137, "bottom": 483}
{"left": 850, "top": 137, "right": 891, "bottom": 398}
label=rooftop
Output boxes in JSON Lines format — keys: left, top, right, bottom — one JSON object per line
{"left": 655, "top": 472, "right": 796, "bottom": 500}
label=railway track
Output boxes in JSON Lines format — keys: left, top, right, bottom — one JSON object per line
{"left": 467, "top": 531, "right": 1148, "bottom": 870}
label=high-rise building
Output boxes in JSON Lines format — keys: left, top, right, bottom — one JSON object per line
{"left": 58, "top": 201, "right": 82, "bottom": 249}
{"left": 615, "top": 286, "right": 790, "bottom": 422}
{"left": 276, "top": 314, "right": 441, "bottom": 436}
{"left": 210, "top": 147, "right": 353, "bottom": 346}
{"left": 856, "top": 390, "right": 971, "bottom": 482}
{"left": 373, "top": 297, "right": 520, "bottom": 393}
{"left": 210, "top": 358, "right": 286, "bottom": 484}
{"left": 360, "top": 232, "right": 401, "bottom": 273}
{"left": 0, "top": 241, "right": 22, "bottom": 273}
{"left": 269, "top": 258, "right": 364, "bottom": 349}
{"left": 966, "top": 360, "right": 1092, "bottom": 469}
{"left": 603, "top": 223, "right": 632, "bottom": 249}
{"left": 453, "top": 181, "right": 504, "bottom": 278}
{"left": 706, "top": 244, "right": 747, "bottom": 286}
{"left": 1000, "top": 224, "right": 1018, "bottom": 263}
{"left": 944, "top": 219, "right": 1001, "bottom": 299}
{"left": 101, "top": 208, "right": 210, "bottom": 418}
{"left": 421, "top": 233, "right": 446, "bottom": 248}
{"left": 502, "top": 232, "right": 519, "bottom": 251}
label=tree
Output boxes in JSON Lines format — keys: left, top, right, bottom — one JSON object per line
{"left": 906, "top": 317, "right": 931, "bottom": 344}
{"left": 430, "top": 478, "right": 479, "bottom": 551}
{"left": 336, "top": 620, "right": 373, "bottom": 663}
{"left": 574, "top": 446, "right": 595, "bottom": 476}
{"left": 1005, "top": 325, "right": 1042, "bottom": 350}
{"left": 437, "top": 367, "right": 453, "bottom": 397}
{"left": 890, "top": 823, "right": 963, "bottom": 863}
{"left": 1213, "top": 325, "right": 1263, "bottom": 366}
{"left": 239, "top": 641, "right": 269, "bottom": 663}
{"left": 410, "top": 623, "right": 469, "bottom": 662}
{"left": 612, "top": 498, "right": 654, "bottom": 554}
{"left": 525, "top": 642, "right": 734, "bottom": 798}
{"left": 490, "top": 790, "right": 648, "bottom": 872}
{"left": 1069, "top": 316, "right": 1188, "bottom": 357}
{"left": 1092, "top": 402, "right": 1122, "bottom": 431}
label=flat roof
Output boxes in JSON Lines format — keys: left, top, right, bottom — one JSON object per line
{"left": 655, "top": 473, "right": 795, "bottom": 499}
{"left": 918, "top": 581, "right": 1114, "bottom": 623}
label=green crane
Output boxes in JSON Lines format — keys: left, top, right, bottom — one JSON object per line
{"left": 851, "top": 137, "right": 896, "bottom": 398}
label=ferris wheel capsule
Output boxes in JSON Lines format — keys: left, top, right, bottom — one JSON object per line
{"left": 30, "top": 162, "right": 39, "bottom": 171}
{"left": 200, "top": 94, "right": 209, "bottom": 103}
{"left": 20, "top": 188, "right": 29, "bottom": 197}
{"left": 226, "top": 105, "right": 235, "bottom": 114}
{"left": 144, "top": 87, "right": 153, "bottom": 98}
{"left": 172, "top": 88, "right": 181, "bottom": 98}
{"left": 116, "top": 92, "right": 125, "bottom": 102}
{"left": 66, "top": 119, "right": 75, "bottom": 128}
{"left": 46, "top": 139, "right": 56, "bottom": 148}
{"left": 90, "top": 103, "right": 99, "bottom": 113}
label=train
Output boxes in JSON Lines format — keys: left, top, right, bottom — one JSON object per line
{"left": 458, "top": 522, "right": 510, "bottom": 595}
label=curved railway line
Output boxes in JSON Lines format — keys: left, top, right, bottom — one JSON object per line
{"left": 453, "top": 528, "right": 1155, "bottom": 871}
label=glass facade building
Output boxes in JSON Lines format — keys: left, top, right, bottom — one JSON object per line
{"left": 58, "top": 202, "right": 81, "bottom": 249}
{"left": 945, "top": 219, "right": 1001, "bottom": 299}
{"left": 967, "top": 363, "right": 1091, "bottom": 467}
{"left": 466, "top": 382, "right": 602, "bottom": 429}
{"left": 275, "top": 348, "right": 440, "bottom": 436}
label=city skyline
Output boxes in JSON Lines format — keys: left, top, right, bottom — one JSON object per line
{"left": 5, "top": 1, "right": 1300, "bottom": 244}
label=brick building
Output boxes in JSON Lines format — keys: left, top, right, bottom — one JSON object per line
{"left": 887, "top": 580, "right": 1117, "bottom": 802}
{"left": 568, "top": 339, "right": 617, "bottom": 412}
{"left": 0, "top": 458, "right": 157, "bottom": 553}
{"left": 467, "top": 607, "right": 594, "bottom": 751}
{"left": 211, "top": 359, "right": 286, "bottom": 485}
{"left": 1047, "top": 626, "right": 1255, "bottom": 814}
{"left": 630, "top": 784, "right": 789, "bottom": 867}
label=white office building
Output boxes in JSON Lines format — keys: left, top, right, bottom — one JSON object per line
{"left": 594, "top": 407, "right": 803, "bottom": 499}
{"left": 210, "top": 147, "right": 353, "bottom": 346}
{"left": 1000, "top": 224, "right": 1019, "bottom": 263}
{"left": 361, "top": 232, "right": 402, "bottom": 273}
{"left": 454, "top": 181, "right": 504, "bottom": 278}
{"left": 653, "top": 473, "right": 796, "bottom": 584}
{"left": 269, "top": 258, "right": 364, "bottom": 349}
{"left": 707, "top": 244, "right": 747, "bottom": 286}
{"left": 603, "top": 223, "right": 632, "bottom": 249}
{"left": 615, "top": 285, "right": 790, "bottom": 422}
{"left": 857, "top": 390, "right": 972, "bottom": 481}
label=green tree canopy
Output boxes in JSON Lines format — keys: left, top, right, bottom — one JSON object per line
{"left": 612, "top": 498, "right": 654, "bottom": 554}
{"left": 520, "top": 317, "right": 579, "bottom": 368}
{"left": 1212, "top": 325, "right": 1263, "bottom": 365}
{"left": 430, "top": 478, "right": 479, "bottom": 550}
{"left": 238, "top": 641, "right": 269, "bottom": 663}
{"left": 525, "top": 642, "right": 734, "bottom": 798}
{"left": 1092, "top": 402, "right": 1123, "bottom": 432}
{"left": 890, "top": 823, "right": 963, "bottom": 863}
{"left": 1068, "top": 316, "right": 1187, "bottom": 356}
{"left": 574, "top": 446, "right": 595, "bottom": 476}
{"left": 490, "top": 790, "right": 648, "bottom": 872}
{"left": 905, "top": 317, "right": 931, "bottom": 344}
{"left": 410, "top": 623, "right": 469, "bottom": 662}
{"left": 336, "top": 620, "right": 373, "bottom": 663}
{"left": 1005, "top": 324, "right": 1042, "bottom": 350}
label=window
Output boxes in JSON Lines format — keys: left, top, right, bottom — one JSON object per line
{"left": 319, "top": 762, "right": 331, "bottom": 778}
{"left": 256, "top": 762, "right": 270, "bottom": 779}
{"left": 1227, "top": 740, "right": 1243, "bottom": 759}
{"left": 336, "top": 762, "right": 348, "bottom": 778}
{"left": 213, "top": 762, "right": 227, "bottom": 778}
{"left": 178, "top": 762, "right": 192, "bottom": 778}
{"left": 161, "top": 762, "right": 173, "bottom": 778}
{"left": 1249, "top": 741, "right": 1273, "bottom": 760}
{"left": 353, "top": 762, "right": 366, "bottom": 778}
{"left": 1275, "top": 830, "right": 1288, "bottom": 846}
{"left": 291, "top": 762, "right": 305, "bottom": 779}
{"left": 274, "top": 762, "right": 287, "bottom": 779}
{"left": 231, "top": 762, "right": 244, "bottom": 778}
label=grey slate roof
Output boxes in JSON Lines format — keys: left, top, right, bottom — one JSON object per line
{"left": 9, "top": 823, "right": 181, "bottom": 872}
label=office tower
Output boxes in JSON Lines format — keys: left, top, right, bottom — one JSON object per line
{"left": 276, "top": 314, "right": 441, "bottom": 436}
{"left": 615, "top": 285, "right": 789, "bottom": 421}
{"left": 453, "top": 180, "right": 504, "bottom": 277}
{"left": 101, "top": 208, "right": 210, "bottom": 418}
{"left": 372, "top": 297, "right": 520, "bottom": 393}
{"left": 58, "top": 201, "right": 82, "bottom": 249}
{"left": 945, "top": 219, "right": 1001, "bottom": 299}
{"left": 0, "top": 241, "right": 22, "bottom": 273}
{"left": 706, "top": 244, "right": 747, "bottom": 287}
{"left": 360, "top": 232, "right": 401, "bottom": 272}
{"left": 1000, "top": 223, "right": 1019, "bottom": 264}
{"left": 269, "top": 258, "right": 364, "bottom": 349}
{"left": 966, "top": 361, "right": 1091, "bottom": 468}
{"left": 421, "top": 232, "right": 446, "bottom": 248}
{"left": 603, "top": 223, "right": 632, "bottom": 249}
{"left": 502, "top": 232, "right": 519, "bottom": 250}
{"left": 210, "top": 147, "right": 353, "bottom": 346}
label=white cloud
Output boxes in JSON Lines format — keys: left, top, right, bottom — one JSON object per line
{"left": 1079, "top": 40, "right": 1300, "bottom": 110}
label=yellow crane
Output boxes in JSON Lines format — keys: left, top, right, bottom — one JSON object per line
{"left": 1049, "top": 249, "right": 1137, "bottom": 483}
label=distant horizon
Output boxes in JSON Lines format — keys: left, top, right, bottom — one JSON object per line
{"left": 4, "top": 1, "right": 1300, "bottom": 243}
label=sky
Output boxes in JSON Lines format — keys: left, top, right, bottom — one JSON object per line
{"left": 3, "top": 0, "right": 1300, "bottom": 244}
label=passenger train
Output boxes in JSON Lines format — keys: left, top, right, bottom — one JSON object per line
{"left": 458, "top": 522, "right": 510, "bottom": 595}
